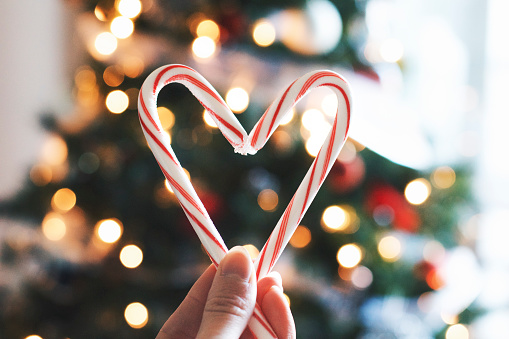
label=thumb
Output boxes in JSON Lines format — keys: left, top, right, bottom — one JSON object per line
{"left": 197, "top": 246, "right": 257, "bottom": 339}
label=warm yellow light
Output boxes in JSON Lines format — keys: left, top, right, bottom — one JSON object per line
{"left": 117, "top": 0, "right": 142, "bottom": 19}
{"left": 243, "top": 244, "right": 260, "bottom": 260}
{"left": 192, "top": 36, "right": 216, "bottom": 59}
{"left": 321, "top": 93, "right": 338, "bottom": 117}
{"left": 377, "top": 235, "right": 402, "bottom": 262}
{"left": 380, "top": 38, "right": 404, "bottom": 63}
{"left": 30, "top": 164, "right": 53, "bottom": 186}
{"left": 351, "top": 266, "right": 373, "bottom": 289}
{"left": 445, "top": 324, "right": 469, "bottom": 339}
{"left": 226, "top": 87, "right": 249, "bottom": 113}
{"left": 120, "top": 244, "right": 144, "bottom": 268}
{"left": 41, "top": 134, "right": 68, "bottom": 166}
{"left": 253, "top": 20, "right": 276, "bottom": 47}
{"left": 42, "top": 213, "right": 66, "bottom": 241}
{"left": 94, "top": 6, "right": 107, "bottom": 21}
{"left": 441, "top": 311, "right": 459, "bottom": 325}
{"left": 196, "top": 19, "right": 220, "bottom": 41}
{"left": 164, "top": 179, "right": 174, "bottom": 193}
{"left": 103, "top": 65, "right": 124, "bottom": 87}
{"left": 431, "top": 166, "right": 456, "bottom": 189}
{"left": 322, "top": 205, "right": 348, "bottom": 232}
{"left": 305, "top": 135, "right": 323, "bottom": 157}
{"left": 283, "top": 293, "right": 291, "bottom": 306}
{"left": 124, "top": 302, "right": 149, "bottom": 328}
{"left": 111, "top": 16, "right": 134, "bottom": 39}
{"left": 122, "top": 56, "right": 145, "bottom": 78}
{"left": 106, "top": 90, "right": 129, "bottom": 114}
{"left": 25, "top": 335, "right": 43, "bottom": 339}
{"left": 301, "top": 109, "right": 325, "bottom": 131}
{"left": 75, "top": 67, "right": 97, "bottom": 90}
{"left": 94, "top": 32, "right": 118, "bottom": 55}
{"left": 337, "top": 243, "right": 362, "bottom": 268}
{"left": 258, "top": 189, "right": 278, "bottom": 212}
{"left": 405, "top": 178, "right": 431, "bottom": 205}
{"left": 157, "top": 107, "right": 175, "bottom": 130}
{"left": 51, "top": 188, "right": 76, "bottom": 212}
{"left": 203, "top": 109, "right": 218, "bottom": 128}
{"left": 96, "top": 219, "right": 123, "bottom": 243}
{"left": 289, "top": 225, "right": 312, "bottom": 248}
{"left": 280, "top": 108, "right": 295, "bottom": 125}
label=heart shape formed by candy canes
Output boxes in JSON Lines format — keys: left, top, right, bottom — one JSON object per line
{"left": 138, "top": 64, "right": 352, "bottom": 338}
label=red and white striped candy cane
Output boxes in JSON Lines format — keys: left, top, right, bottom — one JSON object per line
{"left": 138, "top": 64, "right": 352, "bottom": 338}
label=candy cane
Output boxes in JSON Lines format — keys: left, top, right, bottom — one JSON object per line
{"left": 138, "top": 64, "right": 352, "bottom": 338}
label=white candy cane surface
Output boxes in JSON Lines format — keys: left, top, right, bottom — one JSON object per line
{"left": 138, "top": 64, "right": 352, "bottom": 338}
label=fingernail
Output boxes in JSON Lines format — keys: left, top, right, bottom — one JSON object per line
{"left": 220, "top": 246, "right": 253, "bottom": 281}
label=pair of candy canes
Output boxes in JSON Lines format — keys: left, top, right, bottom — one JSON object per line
{"left": 139, "top": 64, "right": 352, "bottom": 338}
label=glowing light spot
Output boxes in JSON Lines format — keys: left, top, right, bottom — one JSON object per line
{"left": 117, "top": 0, "right": 142, "bottom": 19}
{"left": 351, "top": 266, "right": 373, "bottom": 289}
{"left": 110, "top": 16, "right": 134, "bottom": 39}
{"left": 51, "top": 188, "right": 76, "bottom": 212}
{"left": 103, "top": 65, "right": 124, "bottom": 87}
{"left": 157, "top": 107, "right": 175, "bottom": 130}
{"left": 258, "top": 189, "right": 278, "bottom": 212}
{"left": 75, "top": 67, "right": 97, "bottom": 90}
{"left": 121, "top": 56, "right": 144, "bottom": 78}
{"left": 301, "top": 109, "right": 325, "bottom": 131}
{"left": 253, "top": 20, "right": 276, "bottom": 47}
{"left": 192, "top": 36, "right": 216, "bottom": 59}
{"left": 431, "top": 166, "right": 456, "bottom": 189}
{"left": 164, "top": 179, "right": 174, "bottom": 193}
{"left": 25, "top": 335, "right": 43, "bottom": 339}
{"left": 377, "top": 235, "right": 402, "bottom": 262}
{"left": 337, "top": 140, "right": 357, "bottom": 163}
{"left": 124, "top": 302, "right": 148, "bottom": 328}
{"left": 243, "top": 244, "right": 260, "bottom": 259}
{"left": 426, "top": 269, "right": 444, "bottom": 290}
{"left": 380, "top": 38, "right": 404, "bottom": 63}
{"left": 96, "top": 218, "right": 123, "bottom": 243}
{"left": 283, "top": 293, "right": 291, "bottom": 306}
{"left": 321, "top": 93, "right": 338, "bottom": 117}
{"left": 423, "top": 240, "right": 446, "bottom": 264}
{"left": 42, "top": 213, "right": 66, "bottom": 241}
{"left": 94, "top": 6, "right": 107, "bottom": 21}
{"left": 30, "top": 164, "right": 52, "bottom": 186}
{"left": 196, "top": 19, "right": 220, "bottom": 41}
{"left": 405, "top": 178, "right": 431, "bottom": 205}
{"left": 95, "top": 32, "right": 118, "bottom": 55}
{"left": 120, "top": 245, "right": 143, "bottom": 268}
{"left": 337, "top": 243, "right": 362, "bottom": 268}
{"left": 445, "top": 324, "right": 469, "bottom": 339}
{"left": 226, "top": 87, "right": 249, "bottom": 113}
{"left": 280, "top": 108, "right": 295, "bottom": 125}
{"left": 441, "top": 311, "right": 459, "bottom": 325}
{"left": 41, "top": 134, "right": 68, "bottom": 166}
{"left": 289, "top": 225, "right": 312, "bottom": 248}
{"left": 322, "top": 205, "right": 348, "bottom": 232}
{"left": 106, "top": 90, "right": 129, "bottom": 114}
{"left": 203, "top": 110, "right": 218, "bottom": 128}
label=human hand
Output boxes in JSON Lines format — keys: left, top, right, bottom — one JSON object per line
{"left": 156, "top": 246, "right": 296, "bottom": 339}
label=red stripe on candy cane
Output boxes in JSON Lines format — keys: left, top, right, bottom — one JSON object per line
{"left": 153, "top": 64, "right": 194, "bottom": 95}
{"left": 139, "top": 114, "right": 178, "bottom": 165}
{"left": 139, "top": 89, "right": 162, "bottom": 132}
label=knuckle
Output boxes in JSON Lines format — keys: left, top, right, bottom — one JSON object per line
{"left": 204, "top": 293, "right": 251, "bottom": 319}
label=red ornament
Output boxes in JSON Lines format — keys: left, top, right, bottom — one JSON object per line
{"left": 365, "top": 183, "right": 420, "bottom": 232}
{"left": 328, "top": 156, "right": 365, "bottom": 194}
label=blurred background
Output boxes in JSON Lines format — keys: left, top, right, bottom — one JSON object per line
{"left": 0, "top": 0, "right": 508, "bottom": 338}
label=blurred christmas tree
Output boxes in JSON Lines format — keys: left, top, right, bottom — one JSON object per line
{"left": 0, "top": 0, "right": 477, "bottom": 338}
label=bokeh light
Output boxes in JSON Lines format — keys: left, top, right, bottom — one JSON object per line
{"left": 253, "top": 20, "right": 276, "bottom": 47}
{"left": 226, "top": 87, "right": 249, "bottom": 113}
{"left": 321, "top": 93, "right": 338, "bottom": 117}
{"left": 103, "top": 65, "right": 124, "bottom": 87}
{"left": 117, "top": 0, "right": 142, "bottom": 19}
{"left": 405, "top": 178, "right": 431, "bottom": 205}
{"left": 431, "top": 166, "right": 456, "bottom": 189}
{"left": 51, "top": 188, "right": 76, "bottom": 212}
{"left": 30, "top": 164, "right": 52, "bottom": 186}
{"left": 377, "top": 235, "right": 402, "bottom": 262}
{"left": 106, "top": 90, "right": 129, "bottom": 114}
{"left": 289, "top": 225, "right": 312, "bottom": 248}
{"left": 95, "top": 218, "right": 123, "bottom": 243}
{"left": 110, "top": 16, "right": 134, "bottom": 39}
{"left": 124, "top": 302, "right": 148, "bottom": 328}
{"left": 322, "top": 205, "right": 348, "bottom": 232}
{"left": 120, "top": 245, "right": 143, "bottom": 268}
{"left": 196, "top": 19, "right": 220, "bottom": 41}
{"left": 157, "top": 106, "right": 175, "bottom": 130}
{"left": 192, "top": 36, "right": 216, "bottom": 59}
{"left": 42, "top": 213, "right": 66, "bottom": 241}
{"left": 280, "top": 108, "right": 295, "bottom": 125}
{"left": 380, "top": 38, "right": 404, "bottom": 63}
{"left": 94, "top": 32, "right": 118, "bottom": 55}
{"left": 25, "top": 336, "right": 43, "bottom": 339}
{"left": 164, "top": 179, "right": 174, "bottom": 193}
{"left": 351, "top": 266, "right": 373, "bottom": 289}
{"left": 203, "top": 109, "right": 218, "bottom": 128}
{"left": 258, "top": 189, "right": 278, "bottom": 212}
{"left": 243, "top": 244, "right": 260, "bottom": 259}
{"left": 337, "top": 243, "right": 362, "bottom": 268}
{"left": 445, "top": 324, "right": 469, "bottom": 339}
{"left": 301, "top": 109, "right": 325, "bottom": 131}
{"left": 41, "top": 134, "right": 68, "bottom": 166}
